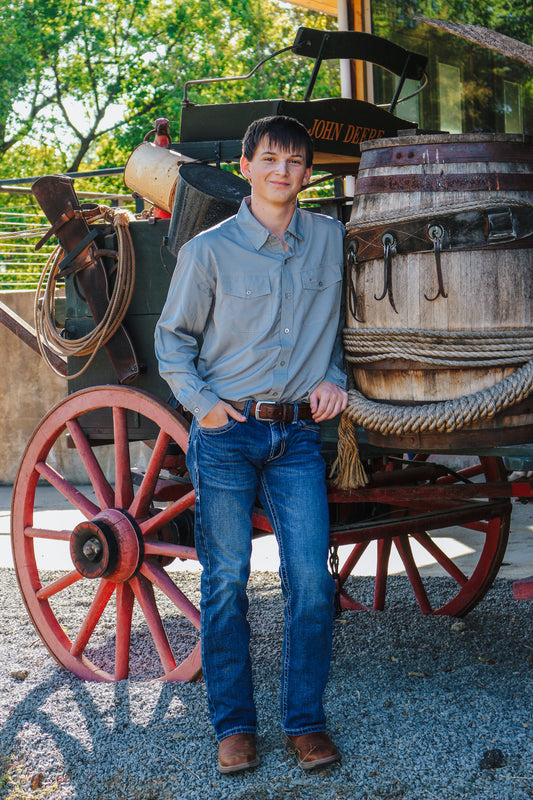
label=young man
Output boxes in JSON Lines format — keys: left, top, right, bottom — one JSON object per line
{"left": 155, "top": 115, "right": 348, "bottom": 773}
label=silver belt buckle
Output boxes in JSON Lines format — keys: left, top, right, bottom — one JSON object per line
{"left": 254, "top": 400, "right": 277, "bottom": 420}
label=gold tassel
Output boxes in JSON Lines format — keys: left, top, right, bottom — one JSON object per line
{"left": 331, "top": 411, "right": 369, "bottom": 489}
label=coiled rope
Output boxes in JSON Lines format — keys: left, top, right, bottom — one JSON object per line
{"left": 34, "top": 207, "right": 136, "bottom": 379}
{"left": 343, "top": 327, "right": 533, "bottom": 368}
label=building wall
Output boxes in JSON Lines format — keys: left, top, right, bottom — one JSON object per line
{"left": 0, "top": 290, "right": 151, "bottom": 486}
{"left": 0, "top": 291, "right": 67, "bottom": 484}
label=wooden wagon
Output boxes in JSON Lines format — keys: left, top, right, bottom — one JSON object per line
{"left": 5, "top": 27, "right": 533, "bottom": 684}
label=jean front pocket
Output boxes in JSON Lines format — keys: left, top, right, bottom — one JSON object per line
{"left": 197, "top": 418, "right": 240, "bottom": 436}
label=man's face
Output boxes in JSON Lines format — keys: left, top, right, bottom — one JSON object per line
{"left": 240, "top": 137, "right": 312, "bottom": 209}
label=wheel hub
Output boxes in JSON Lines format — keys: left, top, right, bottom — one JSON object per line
{"left": 70, "top": 509, "right": 143, "bottom": 581}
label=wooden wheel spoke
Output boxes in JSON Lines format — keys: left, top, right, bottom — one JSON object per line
{"left": 140, "top": 490, "right": 196, "bottom": 537}
{"left": 462, "top": 521, "right": 489, "bottom": 534}
{"left": 25, "top": 527, "right": 72, "bottom": 541}
{"left": 394, "top": 535, "right": 432, "bottom": 614}
{"left": 339, "top": 542, "right": 369, "bottom": 583}
{"left": 411, "top": 531, "right": 468, "bottom": 586}
{"left": 129, "top": 429, "right": 171, "bottom": 519}
{"left": 435, "top": 464, "right": 484, "bottom": 485}
{"left": 113, "top": 406, "right": 133, "bottom": 509}
{"left": 143, "top": 540, "right": 198, "bottom": 561}
{"left": 115, "top": 583, "right": 135, "bottom": 681}
{"left": 140, "top": 562, "right": 200, "bottom": 629}
{"left": 70, "top": 580, "right": 116, "bottom": 657}
{"left": 66, "top": 419, "right": 114, "bottom": 509}
{"left": 35, "top": 461, "right": 100, "bottom": 518}
{"left": 129, "top": 574, "right": 177, "bottom": 674}
{"left": 36, "top": 570, "right": 83, "bottom": 600}
{"left": 374, "top": 537, "right": 392, "bottom": 610}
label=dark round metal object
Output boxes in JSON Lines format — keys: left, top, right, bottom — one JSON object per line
{"left": 70, "top": 519, "right": 118, "bottom": 579}
{"left": 167, "top": 163, "right": 250, "bottom": 256}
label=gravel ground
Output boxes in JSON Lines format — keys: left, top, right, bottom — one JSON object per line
{"left": 1, "top": 569, "right": 532, "bottom": 800}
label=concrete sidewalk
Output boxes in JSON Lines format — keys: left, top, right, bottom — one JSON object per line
{"left": 2, "top": 482, "right": 533, "bottom": 579}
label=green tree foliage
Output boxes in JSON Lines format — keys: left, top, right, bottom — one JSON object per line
{"left": 0, "top": 1, "right": 61, "bottom": 157}
{"left": 0, "top": 0, "right": 339, "bottom": 178}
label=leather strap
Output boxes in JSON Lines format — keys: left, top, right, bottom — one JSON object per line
{"left": 354, "top": 172, "right": 533, "bottom": 195}
{"left": 228, "top": 400, "right": 313, "bottom": 422}
{"left": 345, "top": 204, "right": 533, "bottom": 264}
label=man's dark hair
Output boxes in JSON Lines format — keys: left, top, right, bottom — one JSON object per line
{"left": 242, "top": 115, "right": 314, "bottom": 168}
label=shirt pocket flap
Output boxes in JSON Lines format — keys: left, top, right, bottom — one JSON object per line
{"left": 301, "top": 264, "right": 343, "bottom": 291}
{"left": 221, "top": 273, "right": 272, "bottom": 299}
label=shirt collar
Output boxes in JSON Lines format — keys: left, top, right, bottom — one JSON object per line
{"left": 236, "top": 198, "right": 304, "bottom": 250}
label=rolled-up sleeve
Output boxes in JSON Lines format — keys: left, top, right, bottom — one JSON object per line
{"left": 154, "top": 244, "right": 220, "bottom": 420}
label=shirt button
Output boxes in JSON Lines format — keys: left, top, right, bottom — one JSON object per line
{"left": 273, "top": 392, "right": 279, "bottom": 396}
{"left": 280, "top": 361, "right": 286, "bottom": 366}
{"left": 194, "top": 407, "right": 200, "bottom": 413}
{"left": 285, "top": 292, "right": 291, "bottom": 299}
{"left": 284, "top": 328, "right": 290, "bottom": 334}
{"left": 246, "top": 290, "right": 251, "bottom": 295}
{"left": 318, "top": 281, "right": 323, "bottom": 286}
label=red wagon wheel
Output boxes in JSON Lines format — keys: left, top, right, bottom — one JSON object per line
{"left": 332, "top": 455, "right": 511, "bottom": 617}
{"left": 11, "top": 386, "right": 201, "bottom": 682}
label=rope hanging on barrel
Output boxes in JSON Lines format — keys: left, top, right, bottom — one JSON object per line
{"left": 34, "top": 207, "right": 136, "bottom": 379}
{"left": 335, "top": 357, "right": 533, "bottom": 490}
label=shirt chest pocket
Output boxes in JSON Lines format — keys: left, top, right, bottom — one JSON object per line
{"left": 300, "top": 264, "right": 343, "bottom": 326}
{"left": 218, "top": 273, "right": 275, "bottom": 333}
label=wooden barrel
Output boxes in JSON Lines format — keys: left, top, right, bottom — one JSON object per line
{"left": 344, "top": 132, "right": 533, "bottom": 449}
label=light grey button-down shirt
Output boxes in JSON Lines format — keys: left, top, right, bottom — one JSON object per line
{"left": 155, "top": 198, "right": 346, "bottom": 421}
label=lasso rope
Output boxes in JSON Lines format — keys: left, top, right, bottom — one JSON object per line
{"left": 34, "top": 207, "right": 136, "bottom": 379}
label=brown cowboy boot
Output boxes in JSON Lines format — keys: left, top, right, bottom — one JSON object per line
{"left": 218, "top": 733, "right": 260, "bottom": 774}
{"left": 285, "top": 731, "right": 341, "bottom": 770}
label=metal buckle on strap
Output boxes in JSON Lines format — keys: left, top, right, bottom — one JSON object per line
{"left": 254, "top": 401, "right": 278, "bottom": 420}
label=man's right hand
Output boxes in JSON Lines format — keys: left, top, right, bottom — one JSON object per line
{"left": 198, "top": 400, "right": 247, "bottom": 429}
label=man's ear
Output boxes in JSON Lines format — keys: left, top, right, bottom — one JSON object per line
{"left": 301, "top": 166, "right": 312, "bottom": 187}
{"left": 240, "top": 155, "right": 251, "bottom": 181}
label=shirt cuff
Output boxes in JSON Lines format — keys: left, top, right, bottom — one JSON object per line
{"left": 178, "top": 388, "right": 220, "bottom": 421}
{"left": 324, "top": 363, "right": 348, "bottom": 389}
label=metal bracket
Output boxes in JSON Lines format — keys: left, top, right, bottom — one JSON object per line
{"left": 486, "top": 206, "right": 517, "bottom": 243}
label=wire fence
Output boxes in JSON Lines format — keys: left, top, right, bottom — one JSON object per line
{"left": 0, "top": 178, "right": 138, "bottom": 292}
{"left": 0, "top": 205, "right": 54, "bottom": 291}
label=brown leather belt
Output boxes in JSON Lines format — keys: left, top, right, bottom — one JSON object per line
{"left": 228, "top": 400, "right": 313, "bottom": 422}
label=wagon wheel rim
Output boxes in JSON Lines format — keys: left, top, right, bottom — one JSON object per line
{"left": 11, "top": 386, "right": 201, "bottom": 682}
{"left": 337, "top": 455, "right": 510, "bottom": 617}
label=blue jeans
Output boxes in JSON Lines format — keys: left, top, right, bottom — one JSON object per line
{"left": 186, "top": 404, "right": 335, "bottom": 741}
